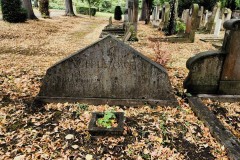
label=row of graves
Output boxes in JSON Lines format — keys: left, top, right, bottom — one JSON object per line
{"left": 34, "top": 18, "right": 240, "bottom": 159}
{"left": 100, "top": 0, "right": 139, "bottom": 42}
{"left": 31, "top": 0, "right": 240, "bottom": 158}
{"left": 151, "top": 2, "right": 240, "bottom": 44}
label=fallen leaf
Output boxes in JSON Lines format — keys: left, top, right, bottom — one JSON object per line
{"left": 14, "top": 155, "right": 25, "bottom": 160}
{"left": 85, "top": 154, "right": 93, "bottom": 160}
{"left": 65, "top": 134, "right": 74, "bottom": 140}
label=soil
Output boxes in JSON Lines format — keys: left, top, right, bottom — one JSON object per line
{"left": 0, "top": 11, "right": 235, "bottom": 159}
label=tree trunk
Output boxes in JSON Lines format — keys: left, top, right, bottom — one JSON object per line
{"left": 34, "top": 0, "right": 39, "bottom": 8}
{"left": 139, "top": 0, "right": 152, "bottom": 23}
{"left": 133, "top": 0, "right": 138, "bottom": 33}
{"left": 65, "top": 0, "right": 75, "bottom": 16}
{"left": 22, "top": 0, "right": 37, "bottom": 19}
{"left": 139, "top": 0, "right": 147, "bottom": 21}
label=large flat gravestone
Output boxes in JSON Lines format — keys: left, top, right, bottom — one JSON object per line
{"left": 36, "top": 35, "right": 177, "bottom": 106}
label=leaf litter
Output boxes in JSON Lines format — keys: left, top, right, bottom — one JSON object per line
{"left": 0, "top": 14, "right": 233, "bottom": 159}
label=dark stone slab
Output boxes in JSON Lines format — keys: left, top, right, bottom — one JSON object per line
{"left": 88, "top": 112, "right": 124, "bottom": 136}
{"left": 188, "top": 97, "right": 240, "bottom": 160}
{"left": 184, "top": 51, "right": 226, "bottom": 94}
{"left": 36, "top": 35, "right": 177, "bottom": 106}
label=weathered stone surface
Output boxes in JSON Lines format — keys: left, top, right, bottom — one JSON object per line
{"left": 206, "top": 2, "right": 221, "bottom": 33}
{"left": 36, "top": 35, "right": 177, "bottom": 106}
{"left": 184, "top": 51, "right": 226, "bottom": 94}
{"left": 184, "top": 19, "right": 240, "bottom": 95}
{"left": 159, "top": 2, "right": 170, "bottom": 30}
{"left": 219, "top": 19, "right": 240, "bottom": 94}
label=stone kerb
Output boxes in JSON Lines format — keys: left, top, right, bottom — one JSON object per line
{"left": 35, "top": 35, "right": 177, "bottom": 106}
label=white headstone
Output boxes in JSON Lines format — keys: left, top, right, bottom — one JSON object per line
{"left": 214, "top": 19, "right": 222, "bottom": 37}
{"left": 204, "top": 10, "right": 209, "bottom": 26}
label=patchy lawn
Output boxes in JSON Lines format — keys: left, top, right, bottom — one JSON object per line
{"left": 0, "top": 13, "right": 234, "bottom": 159}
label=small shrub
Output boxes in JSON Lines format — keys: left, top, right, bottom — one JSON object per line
{"left": 114, "top": 6, "right": 122, "bottom": 20}
{"left": 176, "top": 20, "right": 186, "bottom": 33}
{"left": 152, "top": 42, "right": 171, "bottom": 66}
{"left": 1, "top": 0, "right": 27, "bottom": 23}
{"left": 96, "top": 111, "right": 117, "bottom": 128}
{"left": 49, "top": 2, "right": 64, "bottom": 10}
{"left": 76, "top": 6, "right": 96, "bottom": 16}
{"left": 39, "top": 0, "right": 50, "bottom": 18}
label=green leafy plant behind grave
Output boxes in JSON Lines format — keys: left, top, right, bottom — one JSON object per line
{"left": 176, "top": 20, "right": 186, "bottom": 33}
{"left": 96, "top": 111, "right": 117, "bottom": 128}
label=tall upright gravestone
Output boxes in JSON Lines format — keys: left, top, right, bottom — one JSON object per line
{"left": 184, "top": 19, "right": 240, "bottom": 95}
{"left": 185, "top": 4, "right": 199, "bottom": 42}
{"left": 206, "top": 2, "right": 221, "bottom": 33}
{"left": 159, "top": 2, "right": 170, "bottom": 30}
{"left": 36, "top": 36, "right": 177, "bottom": 106}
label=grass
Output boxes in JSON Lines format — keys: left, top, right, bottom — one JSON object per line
{"left": 95, "top": 12, "right": 114, "bottom": 18}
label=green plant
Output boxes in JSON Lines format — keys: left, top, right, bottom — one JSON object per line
{"left": 1, "top": 0, "right": 27, "bottom": 23}
{"left": 96, "top": 111, "right": 117, "bottom": 128}
{"left": 76, "top": 6, "right": 96, "bottom": 16}
{"left": 176, "top": 20, "right": 186, "bottom": 33}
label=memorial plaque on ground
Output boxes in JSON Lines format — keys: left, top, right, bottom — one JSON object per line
{"left": 35, "top": 35, "right": 177, "bottom": 106}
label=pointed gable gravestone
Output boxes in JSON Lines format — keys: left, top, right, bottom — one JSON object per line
{"left": 35, "top": 36, "right": 177, "bottom": 106}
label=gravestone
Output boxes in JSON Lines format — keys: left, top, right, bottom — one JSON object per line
{"left": 203, "top": 10, "right": 209, "bottom": 27}
{"left": 159, "top": 2, "right": 170, "bottom": 30}
{"left": 232, "top": 10, "right": 240, "bottom": 19}
{"left": 206, "top": 2, "right": 221, "bottom": 33}
{"left": 181, "top": 9, "right": 189, "bottom": 24}
{"left": 36, "top": 35, "right": 177, "bottom": 106}
{"left": 214, "top": 19, "right": 222, "bottom": 37}
{"left": 152, "top": 5, "right": 161, "bottom": 27}
{"left": 184, "top": 19, "right": 240, "bottom": 95}
{"left": 185, "top": 4, "right": 199, "bottom": 42}
{"left": 221, "top": 8, "right": 232, "bottom": 30}
{"left": 198, "top": 6, "right": 204, "bottom": 28}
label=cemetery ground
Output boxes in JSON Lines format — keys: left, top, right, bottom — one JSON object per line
{"left": 0, "top": 14, "right": 239, "bottom": 159}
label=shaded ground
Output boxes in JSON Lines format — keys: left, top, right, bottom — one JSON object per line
{"left": 0, "top": 12, "right": 233, "bottom": 159}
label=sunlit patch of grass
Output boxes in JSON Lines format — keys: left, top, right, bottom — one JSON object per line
{"left": 95, "top": 12, "right": 113, "bottom": 18}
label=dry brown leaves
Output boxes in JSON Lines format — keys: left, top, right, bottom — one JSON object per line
{"left": 0, "top": 14, "right": 232, "bottom": 159}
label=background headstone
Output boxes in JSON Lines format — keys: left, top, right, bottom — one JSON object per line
{"left": 214, "top": 19, "right": 222, "bottom": 37}
{"left": 206, "top": 2, "right": 221, "bottom": 33}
